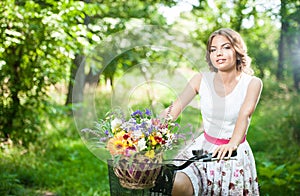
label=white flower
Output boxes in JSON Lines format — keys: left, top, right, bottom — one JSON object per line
{"left": 111, "top": 118, "right": 122, "bottom": 130}
{"left": 161, "top": 128, "right": 169, "bottom": 134}
{"left": 132, "top": 129, "right": 143, "bottom": 139}
{"left": 137, "top": 138, "right": 147, "bottom": 151}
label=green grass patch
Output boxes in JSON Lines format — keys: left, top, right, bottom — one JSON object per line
{"left": 0, "top": 117, "right": 110, "bottom": 196}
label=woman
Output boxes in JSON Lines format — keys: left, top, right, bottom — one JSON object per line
{"left": 163, "top": 28, "right": 262, "bottom": 195}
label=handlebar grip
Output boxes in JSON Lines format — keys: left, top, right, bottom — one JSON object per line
{"left": 193, "top": 150, "right": 237, "bottom": 158}
{"left": 211, "top": 150, "right": 237, "bottom": 158}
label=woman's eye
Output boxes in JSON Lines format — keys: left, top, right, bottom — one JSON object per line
{"left": 210, "top": 48, "right": 216, "bottom": 52}
{"left": 224, "top": 45, "right": 231, "bottom": 50}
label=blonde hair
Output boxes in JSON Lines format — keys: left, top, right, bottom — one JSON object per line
{"left": 205, "top": 28, "right": 253, "bottom": 75}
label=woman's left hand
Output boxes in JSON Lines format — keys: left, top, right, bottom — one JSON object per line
{"left": 212, "top": 143, "right": 238, "bottom": 160}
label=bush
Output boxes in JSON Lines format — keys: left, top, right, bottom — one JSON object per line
{"left": 249, "top": 79, "right": 300, "bottom": 195}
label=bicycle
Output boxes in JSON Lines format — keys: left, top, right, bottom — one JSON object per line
{"left": 107, "top": 150, "right": 237, "bottom": 196}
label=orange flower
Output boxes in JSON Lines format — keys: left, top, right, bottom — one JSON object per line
{"left": 107, "top": 137, "right": 126, "bottom": 155}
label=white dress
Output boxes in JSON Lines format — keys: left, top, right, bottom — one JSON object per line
{"left": 177, "top": 71, "right": 260, "bottom": 196}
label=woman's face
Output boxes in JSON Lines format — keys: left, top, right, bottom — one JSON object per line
{"left": 209, "top": 35, "right": 237, "bottom": 72}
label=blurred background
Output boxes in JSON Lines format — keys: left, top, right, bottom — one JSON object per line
{"left": 0, "top": 0, "right": 299, "bottom": 195}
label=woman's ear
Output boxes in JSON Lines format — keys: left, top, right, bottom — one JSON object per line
{"left": 236, "top": 55, "right": 242, "bottom": 70}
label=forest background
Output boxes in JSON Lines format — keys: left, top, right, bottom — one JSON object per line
{"left": 0, "top": 0, "right": 300, "bottom": 195}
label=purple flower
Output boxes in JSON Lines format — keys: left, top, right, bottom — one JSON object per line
{"left": 131, "top": 110, "right": 143, "bottom": 117}
{"left": 148, "top": 127, "right": 154, "bottom": 134}
{"left": 145, "top": 109, "right": 151, "bottom": 116}
{"left": 140, "top": 122, "right": 147, "bottom": 128}
{"left": 133, "top": 125, "right": 140, "bottom": 131}
{"left": 100, "top": 137, "right": 108, "bottom": 142}
{"left": 105, "top": 130, "right": 109, "bottom": 135}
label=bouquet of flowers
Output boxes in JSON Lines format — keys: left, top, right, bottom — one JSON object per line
{"left": 81, "top": 108, "right": 179, "bottom": 189}
{"left": 82, "top": 108, "right": 179, "bottom": 160}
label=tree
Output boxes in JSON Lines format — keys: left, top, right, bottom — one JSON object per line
{"left": 277, "top": 0, "right": 300, "bottom": 90}
{"left": 277, "top": 0, "right": 288, "bottom": 80}
{"left": 285, "top": 0, "right": 300, "bottom": 90}
{"left": 0, "top": 0, "right": 89, "bottom": 142}
{"left": 65, "top": 0, "right": 177, "bottom": 106}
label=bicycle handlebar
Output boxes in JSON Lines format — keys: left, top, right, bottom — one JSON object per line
{"left": 163, "top": 150, "right": 237, "bottom": 170}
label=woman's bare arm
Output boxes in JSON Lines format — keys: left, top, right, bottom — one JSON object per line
{"left": 213, "top": 77, "right": 263, "bottom": 159}
{"left": 161, "top": 73, "right": 202, "bottom": 120}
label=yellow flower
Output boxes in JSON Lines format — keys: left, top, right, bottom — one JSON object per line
{"left": 112, "top": 127, "right": 123, "bottom": 134}
{"left": 116, "top": 130, "right": 126, "bottom": 138}
{"left": 149, "top": 135, "right": 157, "bottom": 146}
{"left": 145, "top": 150, "right": 155, "bottom": 158}
{"left": 126, "top": 139, "right": 133, "bottom": 147}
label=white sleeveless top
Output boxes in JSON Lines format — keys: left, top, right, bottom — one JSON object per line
{"left": 199, "top": 72, "right": 253, "bottom": 139}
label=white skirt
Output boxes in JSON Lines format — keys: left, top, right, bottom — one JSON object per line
{"left": 175, "top": 134, "right": 260, "bottom": 196}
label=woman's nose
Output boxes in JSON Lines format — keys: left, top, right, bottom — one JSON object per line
{"left": 216, "top": 49, "right": 223, "bottom": 56}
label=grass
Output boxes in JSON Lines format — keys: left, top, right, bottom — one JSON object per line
{"left": 0, "top": 116, "right": 110, "bottom": 196}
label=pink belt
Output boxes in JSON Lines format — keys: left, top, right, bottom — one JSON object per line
{"left": 204, "top": 131, "right": 246, "bottom": 145}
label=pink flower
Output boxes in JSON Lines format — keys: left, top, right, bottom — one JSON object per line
{"left": 234, "top": 169, "right": 239, "bottom": 177}
{"left": 124, "top": 146, "right": 136, "bottom": 157}
{"left": 210, "top": 170, "right": 214, "bottom": 176}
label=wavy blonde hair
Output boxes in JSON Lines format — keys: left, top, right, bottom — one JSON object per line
{"left": 205, "top": 28, "right": 253, "bottom": 75}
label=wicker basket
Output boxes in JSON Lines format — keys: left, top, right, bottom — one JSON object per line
{"left": 112, "top": 153, "right": 162, "bottom": 189}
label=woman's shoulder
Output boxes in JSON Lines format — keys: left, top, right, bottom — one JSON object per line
{"left": 190, "top": 71, "right": 216, "bottom": 94}
{"left": 244, "top": 72, "right": 262, "bottom": 85}
{"left": 243, "top": 73, "right": 262, "bottom": 83}
{"left": 189, "top": 72, "right": 203, "bottom": 94}
{"left": 244, "top": 74, "right": 263, "bottom": 92}
{"left": 197, "top": 71, "right": 216, "bottom": 81}
{"left": 190, "top": 71, "right": 213, "bottom": 85}
{"left": 250, "top": 76, "right": 263, "bottom": 89}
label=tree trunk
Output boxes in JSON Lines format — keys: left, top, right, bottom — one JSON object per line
{"left": 276, "top": 0, "right": 288, "bottom": 81}
{"left": 277, "top": 29, "right": 285, "bottom": 80}
{"left": 5, "top": 58, "right": 21, "bottom": 139}
{"left": 85, "top": 68, "right": 101, "bottom": 86}
{"left": 291, "top": 37, "right": 300, "bottom": 91}
{"left": 65, "top": 54, "right": 86, "bottom": 105}
{"left": 282, "top": 0, "right": 300, "bottom": 90}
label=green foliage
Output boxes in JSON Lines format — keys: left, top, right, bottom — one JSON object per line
{"left": 257, "top": 161, "right": 300, "bottom": 195}
{"left": 244, "top": 22, "right": 279, "bottom": 79}
{"left": 0, "top": 117, "right": 110, "bottom": 196}
{"left": 0, "top": 173, "right": 23, "bottom": 195}
{"left": 0, "top": 0, "right": 90, "bottom": 142}
{"left": 0, "top": 0, "right": 178, "bottom": 144}
{"left": 248, "top": 79, "right": 300, "bottom": 195}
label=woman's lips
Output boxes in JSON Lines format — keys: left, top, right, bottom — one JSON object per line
{"left": 216, "top": 59, "right": 226, "bottom": 64}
